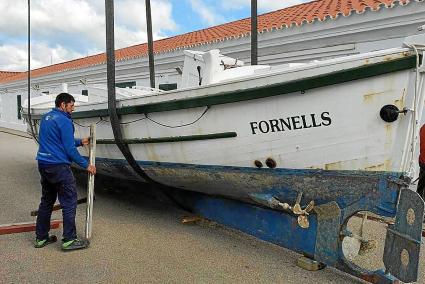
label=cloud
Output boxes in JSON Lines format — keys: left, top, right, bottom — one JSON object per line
{"left": 185, "top": 0, "right": 309, "bottom": 28}
{"left": 0, "top": 1, "right": 28, "bottom": 38}
{"left": 0, "top": 42, "right": 84, "bottom": 71}
{"left": 0, "top": 44, "right": 28, "bottom": 71}
{"left": 0, "top": 0, "right": 105, "bottom": 50}
{"left": 116, "top": 0, "right": 176, "bottom": 34}
{"left": 188, "top": 0, "right": 226, "bottom": 26}
{"left": 0, "top": 0, "right": 311, "bottom": 71}
{"left": 0, "top": 0, "right": 177, "bottom": 70}
{"left": 221, "top": 0, "right": 310, "bottom": 12}
{"left": 114, "top": 0, "right": 177, "bottom": 48}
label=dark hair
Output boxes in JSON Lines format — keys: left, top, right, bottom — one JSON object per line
{"left": 55, "top": 93, "right": 75, "bottom": 107}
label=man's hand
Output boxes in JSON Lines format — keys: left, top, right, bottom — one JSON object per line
{"left": 87, "top": 165, "right": 96, "bottom": 175}
{"left": 81, "top": 138, "right": 90, "bottom": 146}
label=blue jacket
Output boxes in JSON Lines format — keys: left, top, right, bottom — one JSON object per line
{"left": 36, "top": 108, "right": 88, "bottom": 169}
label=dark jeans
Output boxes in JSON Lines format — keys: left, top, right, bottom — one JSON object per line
{"left": 36, "top": 164, "right": 77, "bottom": 241}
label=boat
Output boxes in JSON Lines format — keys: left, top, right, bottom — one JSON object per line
{"left": 22, "top": 34, "right": 425, "bottom": 283}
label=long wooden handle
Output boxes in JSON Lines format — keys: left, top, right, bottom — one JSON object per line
{"left": 85, "top": 124, "right": 96, "bottom": 239}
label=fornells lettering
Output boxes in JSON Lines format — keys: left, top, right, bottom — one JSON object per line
{"left": 250, "top": 111, "right": 332, "bottom": 135}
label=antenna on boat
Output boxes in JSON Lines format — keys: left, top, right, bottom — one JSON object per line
{"left": 145, "top": 0, "right": 156, "bottom": 88}
{"left": 251, "top": 0, "right": 258, "bottom": 66}
{"left": 27, "top": 0, "right": 37, "bottom": 142}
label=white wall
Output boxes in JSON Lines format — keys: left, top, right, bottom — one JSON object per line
{"left": 0, "top": 91, "right": 27, "bottom": 132}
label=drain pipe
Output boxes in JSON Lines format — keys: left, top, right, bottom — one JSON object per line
{"left": 27, "top": 0, "right": 37, "bottom": 142}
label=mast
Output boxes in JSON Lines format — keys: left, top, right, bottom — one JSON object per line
{"left": 145, "top": 0, "right": 155, "bottom": 88}
{"left": 27, "top": 0, "right": 37, "bottom": 141}
{"left": 251, "top": 0, "right": 258, "bottom": 65}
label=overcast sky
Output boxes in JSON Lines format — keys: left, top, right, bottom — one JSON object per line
{"left": 0, "top": 0, "right": 310, "bottom": 71}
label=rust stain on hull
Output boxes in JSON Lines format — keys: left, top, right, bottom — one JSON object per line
{"left": 364, "top": 159, "right": 392, "bottom": 171}
{"left": 322, "top": 159, "right": 392, "bottom": 172}
{"left": 385, "top": 124, "right": 393, "bottom": 150}
{"left": 394, "top": 89, "right": 406, "bottom": 109}
{"left": 325, "top": 161, "right": 343, "bottom": 171}
{"left": 363, "top": 91, "right": 386, "bottom": 103}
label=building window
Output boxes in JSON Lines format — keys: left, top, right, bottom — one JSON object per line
{"left": 17, "top": 95, "right": 22, "bottom": 120}
{"left": 115, "top": 81, "right": 136, "bottom": 88}
{"left": 82, "top": 90, "right": 88, "bottom": 96}
{"left": 158, "top": 83, "right": 177, "bottom": 91}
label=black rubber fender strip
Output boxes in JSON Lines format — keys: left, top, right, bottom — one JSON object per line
{"left": 105, "top": 0, "right": 192, "bottom": 212}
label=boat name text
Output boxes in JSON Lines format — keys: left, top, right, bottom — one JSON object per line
{"left": 249, "top": 112, "right": 332, "bottom": 135}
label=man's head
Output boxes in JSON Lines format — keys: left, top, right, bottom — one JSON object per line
{"left": 55, "top": 93, "right": 75, "bottom": 114}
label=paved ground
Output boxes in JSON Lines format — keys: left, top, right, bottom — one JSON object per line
{"left": 0, "top": 131, "right": 423, "bottom": 284}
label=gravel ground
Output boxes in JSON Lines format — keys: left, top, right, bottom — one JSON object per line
{"left": 0, "top": 130, "right": 423, "bottom": 284}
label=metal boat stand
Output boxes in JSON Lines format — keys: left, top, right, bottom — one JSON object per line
{"left": 171, "top": 174, "right": 424, "bottom": 284}
{"left": 84, "top": 124, "right": 97, "bottom": 240}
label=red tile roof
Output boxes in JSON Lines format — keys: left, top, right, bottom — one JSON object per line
{"left": 0, "top": 0, "right": 419, "bottom": 84}
{"left": 0, "top": 71, "right": 22, "bottom": 80}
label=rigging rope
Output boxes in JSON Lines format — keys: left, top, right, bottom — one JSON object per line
{"left": 73, "top": 106, "right": 210, "bottom": 129}
{"left": 27, "top": 0, "right": 38, "bottom": 143}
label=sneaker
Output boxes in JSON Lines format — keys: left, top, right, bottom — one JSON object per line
{"left": 34, "top": 235, "right": 57, "bottom": 248}
{"left": 61, "top": 238, "right": 90, "bottom": 251}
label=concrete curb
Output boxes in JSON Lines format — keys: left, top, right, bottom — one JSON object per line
{"left": 0, "top": 127, "right": 32, "bottom": 139}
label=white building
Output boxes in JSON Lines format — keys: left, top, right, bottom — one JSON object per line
{"left": 1, "top": 0, "right": 424, "bottom": 131}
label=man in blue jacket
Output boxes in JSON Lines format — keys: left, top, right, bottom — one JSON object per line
{"left": 34, "top": 92, "right": 96, "bottom": 251}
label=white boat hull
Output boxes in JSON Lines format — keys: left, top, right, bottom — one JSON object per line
{"left": 26, "top": 48, "right": 424, "bottom": 205}
{"left": 74, "top": 50, "right": 421, "bottom": 172}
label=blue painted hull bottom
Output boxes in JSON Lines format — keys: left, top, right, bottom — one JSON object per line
{"left": 95, "top": 157, "right": 399, "bottom": 217}
{"left": 89, "top": 157, "right": 423, "bottom": 283}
